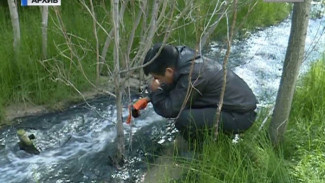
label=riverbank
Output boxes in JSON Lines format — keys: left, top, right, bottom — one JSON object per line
{"left": 3, "top": 89, "right": 104, "bottom": 125}
{"left": 0, "top": 0, "right": 290, "bottom": 125}
{"left": 1, "top": 76, "right": 142, "bottom": 128}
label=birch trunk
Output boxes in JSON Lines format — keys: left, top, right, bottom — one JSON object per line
{"left": 112, "top": 0, "right": 125, "bottom": 165}
{"left": 100, "top": 1, "right": 128, "bottom": 76}
{"left": 41, "top": 6, "right": 49, "bottom": 59}
{"left": 269, "top": 0, "right": 312, "bottom": 146}
{"left": 89, "top": 0, "right": 100, "bottom": 83}
{"left": 7, "top": 0, "right": 20, "bottom": 54}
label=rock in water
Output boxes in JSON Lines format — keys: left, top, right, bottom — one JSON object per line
{"left": 17, "top": 129, "right": 40, "bottom": 155}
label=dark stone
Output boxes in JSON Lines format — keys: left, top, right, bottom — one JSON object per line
{"left": 18, "top": 142, "right": 40, "bottom": 155}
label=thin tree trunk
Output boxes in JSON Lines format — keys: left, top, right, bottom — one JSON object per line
{"left": 100, "top": 30, "right": 113, "bottom": 75}
{"left": 8, "top": 0, "right": 20, "bottom": 55}
{"left": 269, "top": 0, "right": 312, "bottom": 146}
{"left": 214, "top": 0, "right": 238, "bottom": 138}
{"left": 100, "top": 1, "right": 129, "bottom": 76}
{"left": 89, "top": 0, "right": 100, "bottom": 83}
{"left": 112, "top": 0, "right": 125, "bottom": 166}
{"left": 41, "top": 6, "right": 49, "bottom": 59}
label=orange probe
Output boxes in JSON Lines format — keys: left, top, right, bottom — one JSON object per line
{"left": 126, "top": 97, "right": 150, "bottom": 124}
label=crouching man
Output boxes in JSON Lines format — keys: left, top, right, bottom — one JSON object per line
{"left": 143, "top": 43, "right": 258, "bottom": 142}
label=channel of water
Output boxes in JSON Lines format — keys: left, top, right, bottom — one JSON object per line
{"left": 0, "top": 11, "right": 324, "bottom": 183}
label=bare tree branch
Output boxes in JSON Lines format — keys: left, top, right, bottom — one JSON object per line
{"left": 89, "top": 0, "right": 100, "bottom": 83}
{"left": 51, "top": 7, "right": 116, "bottom": 98}
{"left": 99, "top": 0, "right": 129, "bottom": 76}
{"left": 215, "top": 0, "right": 238, "bottom": 139}
{"left": 199, "top": 1, "right": 229, "bottom": 51}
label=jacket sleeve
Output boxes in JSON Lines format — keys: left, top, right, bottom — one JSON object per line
{"left": 149, "top": 74, "right": 205, "bottom": 118}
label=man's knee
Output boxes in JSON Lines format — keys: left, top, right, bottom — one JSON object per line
{"left": 174, "top": 110, "right": 187, "bottom": 130}
{"left": 174, "top": 108, "right": 215, "bottom": 142}
{"left": 220, "top": 110, "right": 256, "bottom": 134}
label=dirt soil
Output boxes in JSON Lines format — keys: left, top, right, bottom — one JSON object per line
{"left": 4, "top": 90, "right": 106, "bottom": 124}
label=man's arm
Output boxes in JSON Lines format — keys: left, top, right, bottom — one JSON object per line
{"left": 149, "top": 74, "right": 205, "bottom": 118}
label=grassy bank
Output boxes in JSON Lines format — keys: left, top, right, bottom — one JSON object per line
{"left": 0, "top": 1, "right": 290, "bottom": 124}
{"left": 169, "top": 57, "right": 325, "bottom": 183}
{"left": 0, "top": 1, "right": 106, "bottom": 123}
{"left": 169, "top": 0, "right": 291, "bottom": 47}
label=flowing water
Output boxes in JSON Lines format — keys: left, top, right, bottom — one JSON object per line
{"left": 0, "top": 11, "right": 324, "bottom": 183}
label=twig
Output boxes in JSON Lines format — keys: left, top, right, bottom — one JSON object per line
{"left": 200, "top": 1, "right": 229, "bottom": 51}
{"left": 215, "top": 0, "right": 238, "bottom": 139}
{"left": 89, "top": 0, "right": 100, "bottom": 83}
{"left": 259, "top": 107, "right": 274, "bottom": 131}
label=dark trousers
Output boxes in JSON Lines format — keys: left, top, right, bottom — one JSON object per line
{"left": 174, "top": 108, "right": 256, "bottom": 142}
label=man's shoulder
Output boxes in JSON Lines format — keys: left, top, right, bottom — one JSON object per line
{"left": 197, "top": 57, "right": 222, "bottom": 73}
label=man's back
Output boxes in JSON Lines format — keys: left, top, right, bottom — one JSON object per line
{"left": 170, "top": 46, "right": 257, "bottom": 113}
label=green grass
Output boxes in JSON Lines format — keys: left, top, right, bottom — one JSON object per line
{"left": 170, "top": 57, "right": 325, "bottom": 183}
{"left": 0, "top": 2, "right": 103, "bottom": 107}
{"left": 285, "top": 57, "right": 325, "bottom": 183}
{"left": 170, "top": 124, "right": 293, "bottom": 182}
{"left": 167, "top": 0, "right": 290, "bottom": 47}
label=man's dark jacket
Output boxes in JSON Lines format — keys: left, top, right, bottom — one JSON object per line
{"left": 149, "top": 46, "right": 257, "bottom": 118}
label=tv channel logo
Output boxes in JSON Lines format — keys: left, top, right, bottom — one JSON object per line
{"left": 21, "top": 0, "right": 61, "bottom": 6}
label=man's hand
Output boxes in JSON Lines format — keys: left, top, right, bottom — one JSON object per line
{"left": 150, "top": 79, "right": 161, "bottom": 92}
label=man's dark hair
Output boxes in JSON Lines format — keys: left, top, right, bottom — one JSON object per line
{"left": 143, "top": 43, "right": 178, "bottom": 76}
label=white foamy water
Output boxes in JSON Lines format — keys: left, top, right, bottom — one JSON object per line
{"left": 1, "top": 10, "right": 325, "bottom": 183}
{"left": 208, "top": 15, "right": 325, "bottom": 106}
{"left": 0, "top": 100, "right": 163, "bottom": 183}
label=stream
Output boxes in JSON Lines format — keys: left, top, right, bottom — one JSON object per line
{"left": 1, "top": 8, "right": 324, "bottom": 183}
